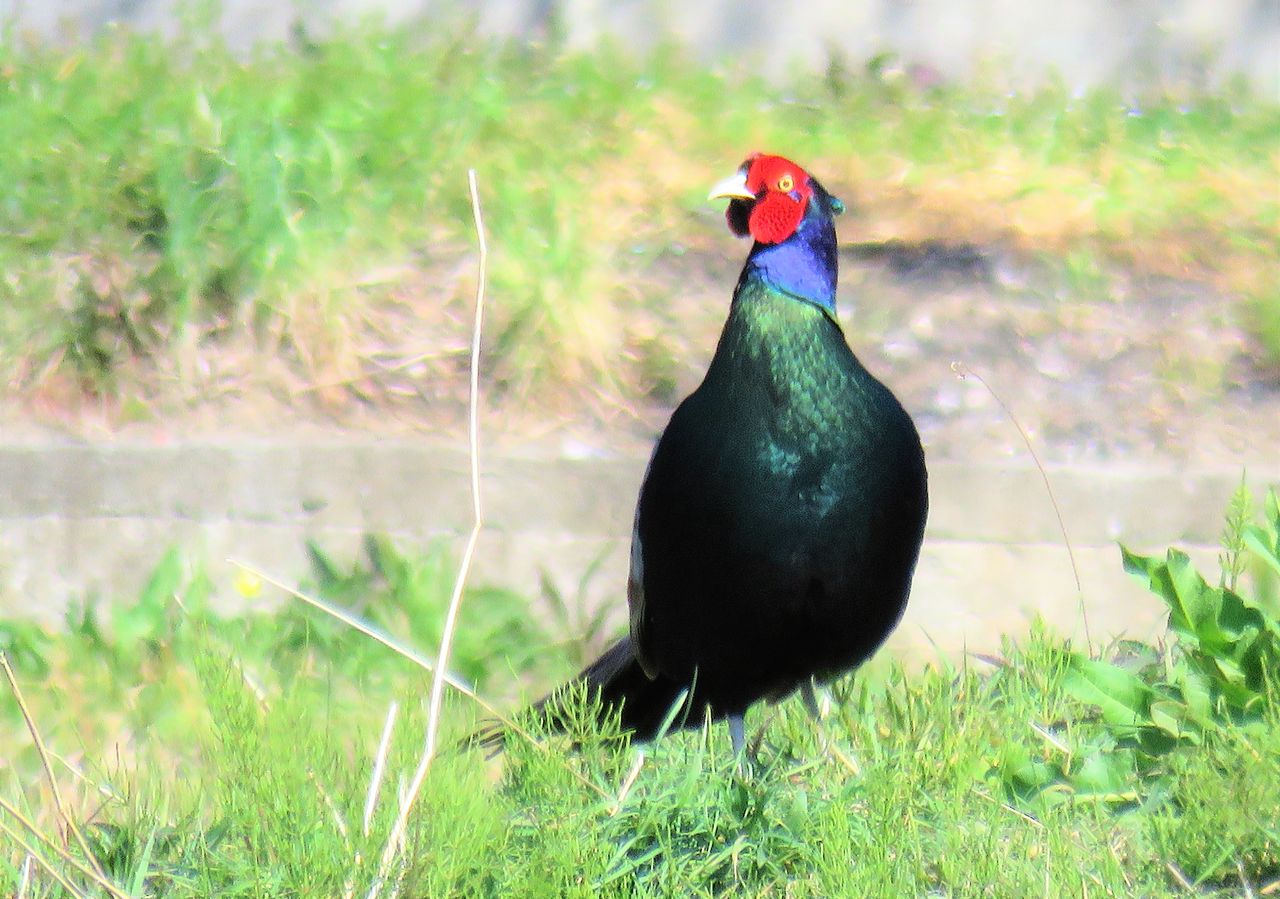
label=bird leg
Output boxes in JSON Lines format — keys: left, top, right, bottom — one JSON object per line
{"left": 728, "top": 713, "right": 746, "bottom": 755}
{"left": 800, "top": 679, "right": 823, "bottom": 721}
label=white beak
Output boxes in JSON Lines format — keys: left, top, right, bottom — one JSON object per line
{"left": 707, "top": 170, "right": 756, "bottom": 201}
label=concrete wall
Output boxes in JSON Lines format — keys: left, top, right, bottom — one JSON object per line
{"left": 1, "top": 441, "right": 1273, "bottom": 662}
{"left": 4, "top": 0, "right": 1278, "bottom": 97}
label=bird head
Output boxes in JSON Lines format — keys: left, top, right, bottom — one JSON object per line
{"left": 708, "top": 153, "right": 845, "bottom": 245}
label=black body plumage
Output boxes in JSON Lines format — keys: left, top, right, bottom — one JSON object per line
{"left": 482, "top": 158, "right": 928, "bottom": 751}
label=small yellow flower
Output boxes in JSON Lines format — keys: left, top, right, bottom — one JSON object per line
{"left": 234, "top": 569, "right": 263, "bottom": 599}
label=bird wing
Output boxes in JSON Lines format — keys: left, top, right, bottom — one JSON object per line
{"left": 627, "top": 444, "right": 661, "bottom": 679}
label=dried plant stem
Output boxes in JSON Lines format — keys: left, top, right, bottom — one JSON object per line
{"left": 411, "top": 167, "right": 486, "bottom": 771}
{"left": 17, "top": 853, "right": 32, "bottom": 899}
{"left": 0, "top": 817, "right": 85, "bottom": 899}
{"left": 366, "top": 168, "right": 488, "bottom": 899}
{"left": 228, "top": 560, "right": 474, "bottom": 696}
{"left": 970, "top": 786, "right": 1044, "bottom": 829}
{"left": 0, "top": 795, "right": 128, "bottom": 899}
{"left": 1165, "top": 862, "right": 1194, "bottom": 892}
{"left": 1237, "top": 858, "right": 1258, "bottom": 899}
{"left": 1, "top": 655, "right": 116, "bottom": 892}
{"left": 364, "top": 701, "right": 399, "bottom": 837}
{"left": 308, "top": 768, "right": 349, "bottom": 841}
{"left": 610, "top": 750, "right": 647, "bottom": 816}
{"left": 951, "top": 361, "right": 1091, "bottom": 653}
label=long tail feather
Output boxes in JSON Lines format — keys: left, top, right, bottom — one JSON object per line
{"left": 467, "top": 637, "right": 688, "bottom": 754}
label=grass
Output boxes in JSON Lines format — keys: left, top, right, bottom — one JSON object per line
{"left": 2, "top": 491, "right": 1279, "bottom": 896}
{"left": 0, "top": 23, "right": 1277, "bottom": 417}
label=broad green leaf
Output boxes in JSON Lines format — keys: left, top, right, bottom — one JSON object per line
{"left": 1149, "top": 699, "right": 1201, "bottom": 743}
{"left": 1062, "top": 653, "right": 1154, "bottom": 727}
{"left": 1166, "top": 550, "right": 1230, "bottom": 650}
{"left": 1206, "top": 590, "right": 1267, "bottom": 664}
{"left": 1070, "top": 749, "right": 1138, "bottom": 800}
{"left": 1243, "top": 524, "right": 1280, "bottom": 577}
{"left": 1120, "top": 545, "right": 1162, "bottom": 584}
{"left": 1123, "top": 546, "right": 1204, "bottom": 647}
{"left": 995, "top": 742, "right": 1060, "bottom": 802}
{"left": 1172, "top": 665, "right": 1216, "bottom": 726}
{"left": 1211, "top": 654, "right": 1246, "bottom": 685}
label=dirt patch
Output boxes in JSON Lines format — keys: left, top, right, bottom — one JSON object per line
{"left": 2, "top": 236, "right": 1277, "bottom": 471}
{"left": 836, "top": 242, "right": 1279, "bottom": 469}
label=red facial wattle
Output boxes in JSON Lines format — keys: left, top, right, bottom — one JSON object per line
{"left": 731, "top": 154, "right": 812, "bottom": 245}
{"left": 747, "top": 191, "right": 806, "bottom": 244}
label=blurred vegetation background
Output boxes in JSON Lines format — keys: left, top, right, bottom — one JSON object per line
{"left": 0, "top": 3, "right": 1276, "bottom": 433}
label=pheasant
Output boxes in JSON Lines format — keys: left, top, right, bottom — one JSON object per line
{"left": 485, "top": 154, "right": 928, "bottom": 753}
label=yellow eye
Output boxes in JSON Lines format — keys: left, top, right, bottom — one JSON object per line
{"left": 777, "top": 174, "right": 794, "bottom": 192}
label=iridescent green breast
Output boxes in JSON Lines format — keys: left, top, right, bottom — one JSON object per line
{"left": 708, "top": 279, "right": 885, "bottom": 466}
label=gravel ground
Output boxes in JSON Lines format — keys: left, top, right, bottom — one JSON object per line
{"left": 833, "top": 242, "right": 1279, "bottom": 469}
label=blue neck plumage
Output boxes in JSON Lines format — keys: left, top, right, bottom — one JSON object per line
{"left": 742, "top": 206, "right": 838, "bottom": 313}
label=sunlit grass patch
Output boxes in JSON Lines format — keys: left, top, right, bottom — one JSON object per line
{"left": 0, "top": 27, "right": 1276, "bottom": 413}
{"left": 2, "top": 488, "right": 1279, "bottom": 895}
